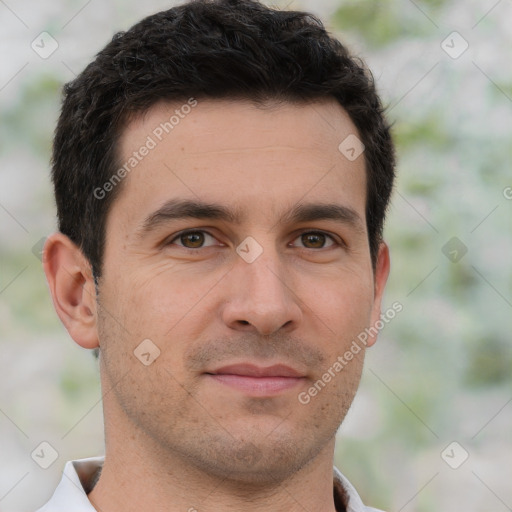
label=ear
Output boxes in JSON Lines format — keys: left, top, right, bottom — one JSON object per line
{"left": 42, "top": 232, "right": 99, "bottom": 350}
{"left": 366, "top": 241, "right": 391, "bottom": 348}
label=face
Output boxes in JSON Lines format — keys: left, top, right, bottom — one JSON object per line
{"left": 95, "top": 98, "right": 388, "bottom": 483}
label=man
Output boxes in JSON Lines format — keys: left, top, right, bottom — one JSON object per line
{"left": 39, "top": 0, "right": 395, "bottom": 510}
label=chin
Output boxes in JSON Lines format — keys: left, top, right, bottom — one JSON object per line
{"left": 180, "top": 431, "right": 327, "bottom": 486}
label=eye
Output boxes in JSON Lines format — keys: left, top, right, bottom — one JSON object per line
{"left": 168, "top": 230, "right": 220, "bottom": 249}
{"left": 291, "top": 231, "right": 338, "bottom": 249}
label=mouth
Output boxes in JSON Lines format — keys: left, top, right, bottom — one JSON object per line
{"left": 204, "top": 363, "right": 306, "bottom": 396}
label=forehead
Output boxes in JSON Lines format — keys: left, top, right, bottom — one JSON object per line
{"left": 109, "top": 98, "right": 366, "bottom": 233}
{"left": 121, "top": 98, "right": 359, "bottom": 157}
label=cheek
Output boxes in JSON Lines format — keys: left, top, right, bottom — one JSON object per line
{"left": 305, "top": 270, "right": 374, "bottom": 337}
{"left": 110, "top": 262, "right": 194, "bottom": 324}
{"left": 107, "top": 263, "right": 221, "bottom": 362}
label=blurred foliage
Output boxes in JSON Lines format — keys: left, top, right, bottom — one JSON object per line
{"left": 0, "top": 250, "right": 60, "bottom": 331}
{"left": 0, "top": 73, "right": 61, "bottom": 157}
{"left": 332, "top": 0, "right": 447, "bottom": 47}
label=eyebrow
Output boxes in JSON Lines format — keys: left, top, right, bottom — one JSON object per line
{"left": 281, "top": 202, "right": 364, "bottom": 233}
{"left": 135, "top": 198, "right": 365, "bottom": 239}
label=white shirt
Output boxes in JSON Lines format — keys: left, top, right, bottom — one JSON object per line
{"left": 35, "top": 457, "right": 384, "bottom": 512}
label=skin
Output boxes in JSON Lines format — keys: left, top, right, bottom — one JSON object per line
{"left": 44, "top": 98, "right": 390, "bottom": 512}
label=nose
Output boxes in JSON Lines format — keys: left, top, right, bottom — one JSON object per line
{"left": 221, "top": 247, "right": 303, "bottom": 336}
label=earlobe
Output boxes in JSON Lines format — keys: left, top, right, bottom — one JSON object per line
{"left": 43, "top": 232, "right": 100, "bottom": 350}
{"left": 366, "top": 241, "right": 391, "bottom": 348}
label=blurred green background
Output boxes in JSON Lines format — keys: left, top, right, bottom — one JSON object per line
{"left": 0, "top": 0, "right": 511, "bottom": 511}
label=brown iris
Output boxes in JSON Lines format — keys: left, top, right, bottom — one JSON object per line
{"left": 301, "top": 232, "right": 326, "bottom": 248}
{"left": 180, "top": 231, "right": 205, "bottom": 248}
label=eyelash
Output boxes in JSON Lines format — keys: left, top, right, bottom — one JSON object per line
{"left": 166, "top": 229, "right": 342, "bottom": 251}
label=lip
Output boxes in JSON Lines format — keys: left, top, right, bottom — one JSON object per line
{"left": 205, "top": 363, "right": 306, "bottom": 396}
{"left": 208, "top": 363, "right": 304, "bottom": 378}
